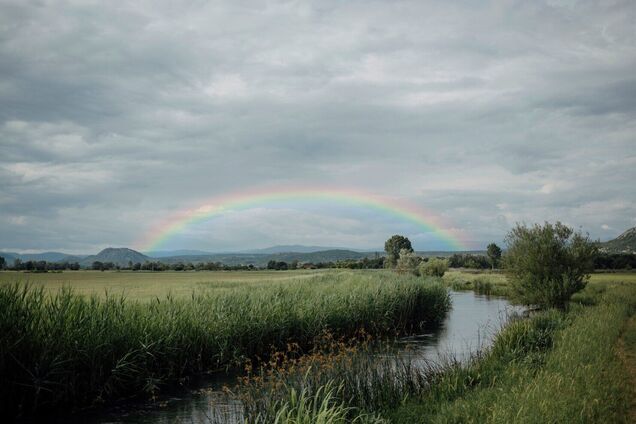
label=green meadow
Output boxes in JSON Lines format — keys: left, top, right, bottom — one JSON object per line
{"left": 0, "top": 269, "right": 329, "bottom": 299}
{"left": 1, "top": 269, "right": 635, "bottom": 422}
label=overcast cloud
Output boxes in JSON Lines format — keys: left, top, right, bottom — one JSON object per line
{"left": 1, "top": 0, "right": 635, "bottom": 253}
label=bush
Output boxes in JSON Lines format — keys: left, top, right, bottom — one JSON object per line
{"left": 396, "top": 249, "right": 421, "bottom": 275}
{"left": 419, "top": 258, "right": 449, "bottom": 277}
{"left": 503, "top": 221, "right": 597, "bottom": 309}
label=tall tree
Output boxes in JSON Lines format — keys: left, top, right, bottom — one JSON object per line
{"left": 486, "top": 243, "right": 502, "bottom": 269}
{"left": 384, "top": 235, "right": 413, "bottom": 268}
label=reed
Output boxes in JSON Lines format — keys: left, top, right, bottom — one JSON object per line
{"left": 0, "top": 272, "right": 450, "bottom": 418}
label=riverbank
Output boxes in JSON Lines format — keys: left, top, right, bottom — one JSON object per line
{"left": 260, "top": 275, "right": 636, "bottom": 423}
{"left": 388, "top": 281, "right": 636, "bottom": 423}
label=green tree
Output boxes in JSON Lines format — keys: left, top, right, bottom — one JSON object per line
{"left": 486, "top": 243, "right": 502, "bottom": 269}
{"left": 419, "top": 258, "right": 449, "bottom": 277}
{"left": 503, "top": 222, "right": 597, "bottom": 309}
{"left": 396, "top": 249, "right": 421, "bottom": 275}
{"left": 0, "top": 256, "right": 5, "bottom": 270}
{"left": 384, "top": 235, "right": 413, "bottom": 268}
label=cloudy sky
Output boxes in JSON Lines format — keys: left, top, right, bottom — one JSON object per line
{"left": 1, "top": 0, "right": 635, "bottom": 254}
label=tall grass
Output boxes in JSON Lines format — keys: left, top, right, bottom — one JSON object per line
{"left": 444, "top": 273, "right": 510, "bottom": 297}
{"left": 231, "top": 332, "right": 435, "bottom": 422}
{"left": 0, "top": 272, "right": 450, "bottom": 418}
{"left": 270, "top": 381, "right": 387, "bottom": 424}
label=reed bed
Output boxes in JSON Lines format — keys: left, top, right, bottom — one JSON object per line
{"left": 0, "top": 271, "right": 450, "bottom": 419}
{"left": 245, "top": 281, "right": 636, "bottom": 423}
{"left": 229, "top": 330, "right": 435, "bottom": 422}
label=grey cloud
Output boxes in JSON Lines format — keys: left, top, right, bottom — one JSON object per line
{"left": 0, "top": 0, "right": 634, "bottom": 252}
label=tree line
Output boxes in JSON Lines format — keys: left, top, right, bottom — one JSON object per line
{"left": 0, "top": 236, "right": 633, "bottom": 273}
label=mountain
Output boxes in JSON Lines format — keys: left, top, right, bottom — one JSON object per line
{"left": 0, "top": 252, "right": 18, "bottom": 264}
{"left": 0, "top": 251, "right": 82, "bottom": 265}
{"left": 145, "top": 249, "right": 215, "bottom": 258}
{"left": 242, "top": 245, "right": 349, "bottom": 254}
{"left": 80, "top": 248, "right": 150, "bottom": 267}
{"left": 158, "top": 249, "right": 374, "bottom": 267}
{"left": 416, "top": 250, "right": 487, "bottom": 257}
{"left": 20, "top": 252, "right": 83, "bottom": 262}
{"left": 600, "top": 227, "right": 636, "bottom": 254}
{"left": 266, "top": 249, "right": 373, "bottom": 263}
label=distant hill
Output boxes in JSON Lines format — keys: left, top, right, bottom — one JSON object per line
{"left": 158, "top": 249, "right": 375, "bottom": 267}
{"left": 600, "top": 227, "right": 636, "bottom": 254}
{"left": 80, "top": 248, "right": 150, "bottom": 267}
{"left": 0, "top": 251, "right": 82, "bottom": 265}
{"left": 241, "top": 245, "right": 352, "bottom": 254}
{"left": 0, "top": 252, "right": 18, "bottom": 264}
{"left": 416, "top": 250, "right": 487, "bottom": 257}
{"left": 145, "top": 249, "right": 214, "bottom": 258}
{"left": 267, "top": 249, "right": 374, "bottom": 264}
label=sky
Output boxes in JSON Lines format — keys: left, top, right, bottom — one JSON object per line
{"left": 1, "top": 0, "right": 635, "bottom": 254}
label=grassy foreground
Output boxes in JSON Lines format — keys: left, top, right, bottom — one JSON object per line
{"left": 249, "top": 275, "right": 636, "bottom": 423}
{"left": 388, "top": 281, "right": 636, "bottom": 423}
{"left": 0, "top": 271, "right": 449, "bottom": 419}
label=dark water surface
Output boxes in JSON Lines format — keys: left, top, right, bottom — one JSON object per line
{"left": 63, "top": 291, "right": 522, "bottom": 423}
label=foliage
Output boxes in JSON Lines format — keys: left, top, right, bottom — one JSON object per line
{"left": 267, "top": 260, "right": 289, "bottom": 270}
{"left": 503, "top": 222, "right": 597, "bottom": 309}
{"left": 384, "top": 235, "right": 413, "bottom": 268}
{"left": 0, "top": 272, "right": 450, "bottom": 418}
{"left": 443, "top": 272, "right": 510, "bottom": 296}
{"left": 233, "top": 330, "right": 433, "bottom": 422}
{"left": 447, "top": 253, "right": 490, "bottom": 269}
{"left": 419, "top": 258, "right": 449, "bottom": 277}
{"left": 593, "top": 252, "right": 636, "bottom": 270}
{"left": 334, "top": 257, "right": 385, "bottom": 269}
{"left": 486, "top": 243, "right": 502, "bottom": 269}
{"left": 396, "top": 249, "right": 421, "bottom": 275}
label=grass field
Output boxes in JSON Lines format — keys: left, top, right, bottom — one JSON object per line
{"left": 0, "top": 269, "right": 330, "bottom": 299}
{"left": 2, "top": 269, "right": 633, "bottom": 300}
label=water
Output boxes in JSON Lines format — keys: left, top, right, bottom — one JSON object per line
{"left": 63, "top": 291, "right": 522, "bottom": 423}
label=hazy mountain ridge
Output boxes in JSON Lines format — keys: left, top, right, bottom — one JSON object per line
{"left": 0, "top": 251, "right": 83, "bottom": 264}
{"left": 80, "top": 248, "right": 151, "bottom": 267}
{"left": 157, "top": 249, "right": 375, "bottom": 266}
{"left": 600, "top": 227, "right": 636, "bottom": 254}
{"left": 240, "top": 245, "right": 350, "bottom": 254}
{"left": 144, "top": 249, "right": 215, "bottom": 258}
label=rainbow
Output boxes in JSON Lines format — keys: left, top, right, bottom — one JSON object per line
{"left": 136, "top": 187, "right": 469, "bottom": 251}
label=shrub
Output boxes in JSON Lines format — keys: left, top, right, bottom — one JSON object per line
{"left": 396, "top": 249, "right": 421, "bottom": 275}
{"left": 419, "top": 258, "right": 449, "bottom": 277}
{"left": 503, "top": 222, "right": 597, "bottom": 309}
